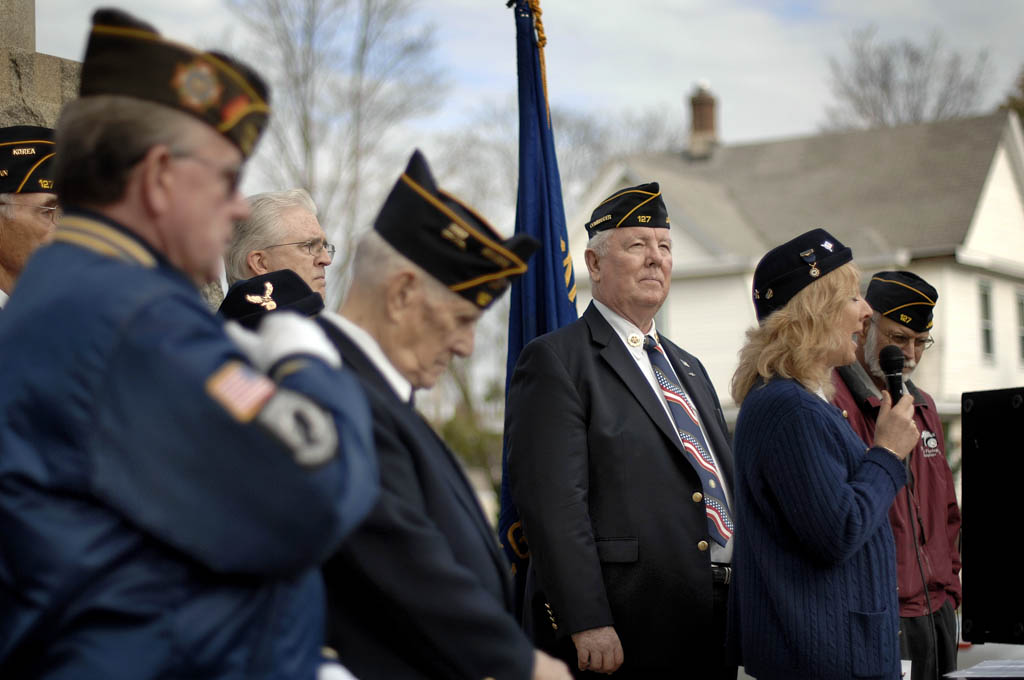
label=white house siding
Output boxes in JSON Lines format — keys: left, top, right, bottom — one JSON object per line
{"left": 950, "top": 134, "right": 1024, "bottom": 397}
{"left": 961, "top": 145, "right": 1024, "bottom": 270}
{"left": 939, "top": 266, "right": 1024, "bottom": 396}
{"left": 660, "top": 272, "right": 755, "bottom": 410}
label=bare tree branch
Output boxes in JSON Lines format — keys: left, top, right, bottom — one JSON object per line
{"left": 225, "top": 0, "right": 448, "bottom": 305}
{"left": 823, "top": 25, "right": 990, "bottom": 130}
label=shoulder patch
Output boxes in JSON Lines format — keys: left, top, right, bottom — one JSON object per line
{"left": 206, "top": 360, "right": 276, "bottom": 422}
{"left": 258, "top": 389, "right": 338, "bottom": 467}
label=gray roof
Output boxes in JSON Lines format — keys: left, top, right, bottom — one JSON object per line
{"left": 616, "top": 112, "right": 1011, "bottom": 262}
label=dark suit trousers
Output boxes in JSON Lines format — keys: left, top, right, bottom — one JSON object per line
{"left": 544, "top": 582, "right": 737, "bottom": 679}
{"left": 900, "top": 600, "right": 958, "bottom": 680}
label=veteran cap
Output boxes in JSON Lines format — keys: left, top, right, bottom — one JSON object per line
{"left": 752, "top": 227, "right": 853, "bottom": 322}
{"left": 79, "top": 8, "right": 270, "bottom": 158}
{"left": 0, "top": 126, "right": 56, "bottom": 194}
{"left": 866, "top": 270, "right": 937, "bottom": 332}
{"left": 373, "top": 149, "right": 539, "bottom": 309}
{"left": 218, "top": 269, "right": 324, "bottom": 330}
{"left": 585, "top": 182, "right": 669, "bottom": 237}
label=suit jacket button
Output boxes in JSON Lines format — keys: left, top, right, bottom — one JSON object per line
{"left": 692, "top": 492, "right": 703, "bottom": 503}
{"left": 842, "top": 409, "right": 849, "bottom": 418}
{"left": 552, "top": 623, "right": 559, "bottom": 630}
{"left": 698, "top": 540, "right": 709, "bottom": 551}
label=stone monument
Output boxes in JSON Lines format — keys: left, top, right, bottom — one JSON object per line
{"left": 1, "top": 0, "right": 81, "bottom": 127}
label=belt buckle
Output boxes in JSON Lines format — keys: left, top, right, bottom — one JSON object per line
{"left": 712, "top": 564, "right": 732, "bottom": 585}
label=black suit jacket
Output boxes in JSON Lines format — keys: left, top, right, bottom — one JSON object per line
{"left": 319, "top": 317, "right": 535, "bottom": 680}
{"left": 505, "top": 303, "right": 734, "bottom": 675}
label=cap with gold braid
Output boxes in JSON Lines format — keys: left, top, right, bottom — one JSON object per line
{"left": 585, "top": 182, "right": 669, "bottom": 237}
{"left": 374, "top": 149, "right": 539, "bottom": 309}
{"left": 866, "top": 270, "right": 938, "bottom": 332}
{"left": 0, "top": 126, "right": 56, "bottom": 194}
{"left": 79, "top": 8, "right": 270, "bottom": 158}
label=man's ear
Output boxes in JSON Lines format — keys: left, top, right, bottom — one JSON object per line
{"left": 585, "top": 248, "right": 601, "bottom": 283}
{"left": 247, "top": 250, "right": 270, "bottom": 276}
{"left": 137, "top": 145, "right": 174, "bottom": 217}
{"left": 385, "top": 270, "right": 418, "bottom": 322}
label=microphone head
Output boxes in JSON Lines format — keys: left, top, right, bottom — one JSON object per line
{"left": 879, "top": 344, "right": 905, "bottom": 375}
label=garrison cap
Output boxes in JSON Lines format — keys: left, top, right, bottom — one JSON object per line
{"left": 218, "top": 269, "right": 324, "bottom": 330}
{"left": 80, "top": 8, "right": 270, "bottom": 158}
{"left": 0, "top": 126, "right": 56, "bottom": 194}
{"left": 374, "top": 149, "right": 539, "bottom": 310}
{"left": 752, "top": 227, "right": 852, "bottom": 322}
{"left": 585, "top": 182, "right": 669, "bottom": 237}
{"left": 866, "top": 270, "right": 937, "bottom": 332}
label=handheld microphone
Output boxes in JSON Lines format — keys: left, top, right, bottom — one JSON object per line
{"left": 879, "top": 345, "right": 904, "bottom": 401}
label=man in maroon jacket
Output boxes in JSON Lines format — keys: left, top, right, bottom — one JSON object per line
{"left": 832, "top": 270, "right": 961, "bottom": 680}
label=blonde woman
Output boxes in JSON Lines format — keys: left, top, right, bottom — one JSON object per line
{"left": 728, "top": 229, "right": 919, "bottom": 680}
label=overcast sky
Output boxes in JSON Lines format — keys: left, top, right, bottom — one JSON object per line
{"left": 34, "top": 0, "right": 1024, "bottom": 148}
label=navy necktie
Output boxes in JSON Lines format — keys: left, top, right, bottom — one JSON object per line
{"left": 644, "top": 335, "right": 733, "bottom": 546}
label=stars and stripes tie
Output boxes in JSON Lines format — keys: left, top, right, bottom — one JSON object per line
{"left": 644, "top": 335, "right": 733, "bottom": 546}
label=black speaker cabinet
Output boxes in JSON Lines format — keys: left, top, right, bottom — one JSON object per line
{"left": 961, "top": 387, "right": 1024, "bottom": 644}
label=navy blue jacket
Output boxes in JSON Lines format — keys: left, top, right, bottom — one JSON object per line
{"left": 730, "top": 378, "right": 906, "bottom": 679}
{"left": 319, "top": 319, "right": 535, "bottom": 680}
{"left": 0, "top": 212, "right": 378, "bottom": 679}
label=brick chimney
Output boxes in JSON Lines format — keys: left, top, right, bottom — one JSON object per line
{"left": 688, "top": 82, "right": 717, "bottom": 159}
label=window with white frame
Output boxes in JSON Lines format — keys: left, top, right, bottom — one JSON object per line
{"left": 980, "top": 281, "right": 994, "bottom": 358}
{"left": 1018, "top": 291, "right": 1024, "bottom": 363}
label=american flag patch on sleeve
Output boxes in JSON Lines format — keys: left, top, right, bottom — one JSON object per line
{"left": 206, "top": 360, "right": 276, "bottom": 422}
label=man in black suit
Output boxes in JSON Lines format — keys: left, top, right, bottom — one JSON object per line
{"left": 319, "top": 150, "right": 571, "bottom": 680}
{"left": 506, "top": 183, "right": 736, "bottom": 679}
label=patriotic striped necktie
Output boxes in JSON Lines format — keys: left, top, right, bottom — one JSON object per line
{"left": 644, "top": 335, "right": 733, "bottom": 547}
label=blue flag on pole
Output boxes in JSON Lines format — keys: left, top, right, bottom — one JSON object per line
{"left": 499, "top": 0, "right": 578, "bottom": 615}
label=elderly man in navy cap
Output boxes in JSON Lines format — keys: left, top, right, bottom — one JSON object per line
{"left": 0, "top": 125, "right": 58, "bottom": 306}
{"left": 506, "top": 183, "right": 736, "bottom": 678}
{"left": 317, "top": 149, "right": 570, "bottom": 680}
{"left": 832, "top": 271, "right": 961, "bottom": 680}
{"left": 0, "top": 9, "right": 376, "bottom": 679}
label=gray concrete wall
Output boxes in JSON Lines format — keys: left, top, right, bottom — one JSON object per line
{"left": 2, "top": 0, "right": 81, "bottom": 127}
{"left": 1, "top": 48, "right": 81, "bottom": 127}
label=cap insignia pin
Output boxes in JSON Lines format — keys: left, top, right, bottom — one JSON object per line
{"left": 172, "top": 59, "right": 223, "bottom": 113}
{"left": 245, "top": 281, "right": 277, "bottom": 310}
{"left": 799, "top": 247, "right": 820, "bottom": 276}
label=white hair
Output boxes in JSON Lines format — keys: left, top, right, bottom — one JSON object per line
{"left": 348, "top": 229, "right": 452, "bottom": 302}
{"left": 0, "top": 193, "right": 16, "bottom": 221}
{"left": 225, "top": 188, "right": 318, "bottom": 285}
{"left": 586, "top": 229, "right": 614, "bottom": 257}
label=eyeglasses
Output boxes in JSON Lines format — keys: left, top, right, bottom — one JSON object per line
{"left": 874, "top": 320, "right": 935, "bottom": 351}
{"left": 265, "top": 238, "right": 336, "bottom": 259}
{"left": 170, "top": 153, "right": 243, "bottom": 196}
{"left": 0, "top": 201, "right": 61, "bottom": 225}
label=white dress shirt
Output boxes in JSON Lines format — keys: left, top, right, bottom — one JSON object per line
{"left": 319, "top": 311, "right": 413, "bottom": 404}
